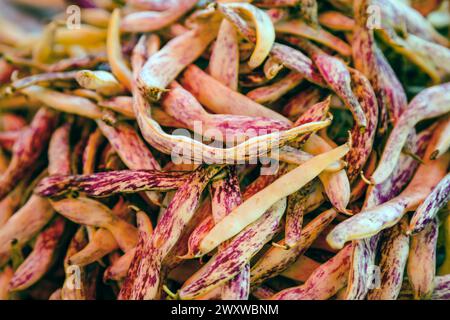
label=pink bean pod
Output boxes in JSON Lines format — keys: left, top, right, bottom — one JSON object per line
{"left": 282, "top": 87, "right": 322, "bottom": 121}
{"left": 208, "top": 19, "right": 240, "bottom": 91}
{"left": 430, "top": 116, "right": 450, "bottom": 160}
{"left": 119, "top": 165, "right": 222, "bottom": 300}
{"left": 432, "top": 275, "right": 450, "bottom": 300}
{"left": 286, "top": 37, "right": 367, "bottom": 129}
{"left": 137, "top": 22, "right": 219, "bottom": 101}
{"left": 318, "top": 11, "right": 355, "bottom": 31}
{"left": 271, "top": 244, "right": 354, "bottom": 300}
{"left": 251, "top": 208, "right": 337, "bottom": 286}
{"left": 407, "top": 219, "right": 438, "bottom": 300}
{"left": 161, "top": 82, "right": 291, "bottom": 142}
{"left": 275, "top": 19, "right": 351, "bottom": 56}
{"left": 328, "top": 123, "right": 450, "bottom": 249}
{"left": 179, "top": 199, "right": 286, "bottom": 300}
{"left": 367, "top": 217, "right": 409, "bottom": 300}
{"left": 52, "top": 197, "right": 138, "bottom": 252}
{"left": 121, "top": 0, "right": 197, "bottom": 32}
{"left": 410, "top": 173, "right": 450, "bottom": 234}
{"left": 352, "top": 0, "right": 408, "bottom": 128}
{"left": 210, "top": 167, "right": 249, "bottom": 300}
{"left": 345, "top": 68, "right": 378, "bottom": 182}
{"left": 9, "top": 217, "right": 66, "bottom": 291}
{"left": 35, "top": 170, "right": 190, "bottom": 198}
{"left": 345, "top": 128, "right": 432, "bottom": 300}
{"left": 371, "top": 82, "right": 450, "bottom": 185}
{"left": 0, "top": 113, "right": 27, "bottom": 132}
{"left": 374, "top": 0, "right": 449, "bottom": 46}
{"left": 181, "top": 65, "right": 291, "bottom": 122}
{"left": 284, "top": 181, "right": 317, "bottom": 248}
{"left": 246, "top": 72, "right": 304, "bottom": 104}
{"left": 0, "top": 195, "right": 55, "bottom": 267}
{"left": 0, "top": 108, "right": 57, "bottom": 201}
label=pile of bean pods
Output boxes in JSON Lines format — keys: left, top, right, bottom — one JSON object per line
{"left": 0, "top": 0, "right": 448, "bottom": 300}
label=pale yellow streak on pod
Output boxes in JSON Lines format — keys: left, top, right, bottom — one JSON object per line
{"left": 55, "top": 25, "right": 106, "bottom": 46}
{"left": 107, "top": 9, "right": 133, "bottom": 91}
{"left": 198, "top": 143, "right": 350, "bottom": 255}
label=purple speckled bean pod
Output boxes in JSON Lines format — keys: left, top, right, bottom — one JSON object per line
{"left": 282, "top": 87, "right": 322, "bottom": 121}
{"left": 374, "top": 0, "right": 449, "bottom": 46}
{"left": 352, "top": 0, "right": 407, "bottom": 129}
{"left": 96, "top": 120, "right": 162, "bottom": 204}
{"left": 0, "top": 108, "right": 57, "bottom": 201}
{"left": 432, "top": 275, "right": 450, "bottom": 300}
{"left": 250, "top": 208, "right": 337, "bottom": 286}
{"left": 208, "top": 19, "right": 239, "bottom": 91}
{"left": 221, "top": 264, "right": 251, "bottom": 300}
{"left": 410, "top": 173, "right": 450, "bottom": 234}
{"left": 246, "top": 72, "right": 304, "bottom": 104}
{"left": 345, "top": 129, "right": 432, "bottom": 300}
{"left": 48, "top": 123, "right": 72, "bottom": 176}
{"left": 181, "top": 65, "right": 291, "bottom": 122}
{"left": 210, "top": 167, "right": 249, "bottom": 300}
{"left": 371, "top": 82, "right": 450, "bottom": 185}
{"left": 96, "top": 121, "right": 160, "bottom": 171}
{"left": 291, "top": 38, "right": 367, "bottom": 129}
{"left": 270, "top": 243, "right": 354, "bottom": 300}
{"left": 327, "top": 124, "right": 450, "bottom": 249}
{"left": 9, "top": 217, "right": 65, "bottom": 291}
{"left": 161, "top": 82, "right": 291, "bottom": 142}
{"left": 275, "top": 20, "right": 351, "bottom": 57}
{"left": 216, "top": 5, "right": 326, "bottom": 87}
{"left": 52, "top": 197, "right": 138, "bottom": 253}
{"left": 284, "top": 181, "right": 316, "bottom": 248}
{"left": 345, "top": 68, "right": 378, "bottom": 182}
{"left": 137, "top": 23, "right": 219, "bottom": 101}
{"left": 407, "top": 219, "right": 438, "bottom": 300}
{"left": 119, "top": 165, "right": 222, "bottom": 300}
{"left": 35, "top": 170, "right": 190, "bottom": 198}
{"left": 179, "top": 198, "right": 286, "bottom": 300}
{"left": 269, "top": 43, "right": 327, "bottom": 87}
{"left": 367, "top": 217, "right": 409, "bottom": 300}
{"left": 0, "top": 195, "right": 54, "bottom": 267}
{"left": 182, "top": 204, "right": 214, "bottom": 259}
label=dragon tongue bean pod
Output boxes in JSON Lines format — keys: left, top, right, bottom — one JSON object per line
{"left": 328, "top": 122, "right": 450, "bottom": 250}
{"left": 407, "top": 219, "right": 439, "bottom": 300}
{"left": 409, "top": 173, "right": 450, "bottom": 234}
{"left": 179, "top": 198, "right": 286, "bottom": 300}
{"left": 366, "top": 217, "right": 409, "bottom": 300}
{"left": 9, "top": 217, "right": 66, "bottom": 291}
{"left": 345, "top": 128, "right": 432, "bottom": 300}
{"left": 0, "top": 108, "right": 57, "bottom": 201}
{"left": 371, "top": 82, "right": 450, "bottom": 185}
{"left": 119, "top": 165, "right": 222, "bottom": 300}
{"left": 251, "top": 208, "right": 337, "bottom": 286}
